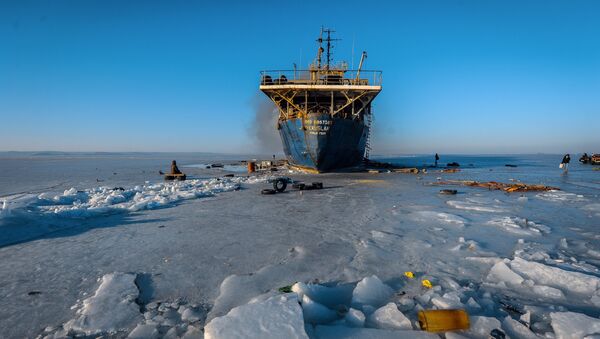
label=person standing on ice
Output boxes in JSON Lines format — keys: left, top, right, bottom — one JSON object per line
{"left": 171, "top": 160, "right": 182, "bottom": 175}
{"left": 560, "top": 154, "right": 570, "bottom": 173}
{"left": 435, "top": 153, "right": 440, "bottom": 167}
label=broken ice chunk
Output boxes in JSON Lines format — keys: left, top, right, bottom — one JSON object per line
{"left": 551, "top": 312, "right": 600, "bottom": 339}
{"left": 366, "top": 303, "right": 412, "bottom": 330}
{"left": 351, "top": 275, "right": 394, "bottom": 310}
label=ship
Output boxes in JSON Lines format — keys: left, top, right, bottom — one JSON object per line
{"left": 259, "top": 28, "right": 382, "bottom": 172}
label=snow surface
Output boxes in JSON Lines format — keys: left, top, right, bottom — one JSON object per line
{"left": 1, "top": 154, "right": 599, "bottom": 338}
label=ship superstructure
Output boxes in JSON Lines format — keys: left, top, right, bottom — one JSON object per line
{"left": 259, "top": 28, "right": 382, "bottom": 172}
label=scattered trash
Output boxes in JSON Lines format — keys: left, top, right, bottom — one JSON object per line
{"left": 421, "top": 279, "right": 433, "bottom": 289}
{"left": 224, "top": 174, "right": 235, "bottom": 178}
{"left": 278, "top": 285, "right": 294, "bottom": 293}
{"left": 434, "top": 180, "right": 558, "bottom": 192}
{"left": 261, "top": 189, "right": 277, "bottom": 195}
{"left": 112, "top": 187, "right": 125, "bottom": 191}
{"left": 291, "top": 181, "right": 323, "bottom": 190}
{"left": 393, "top": 168, "right": 419, "bottom": 174}
{"left": 418, "top": 309, "right": 470, "bottom": 332}
{"left": 505, "top": 164, "right": 518, "bottom": 168}
{"left": 439, "top": 189, "right": 458, "bottom": 195}
{"left": 404, "top": 271, "right": 414, "bottom": 279}
{"left": 447, "top": 162, "right": 460, "bottom": 167}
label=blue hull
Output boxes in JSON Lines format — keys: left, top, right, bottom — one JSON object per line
{"left": 278, "top": 113, "right": 368, "bottom": 172}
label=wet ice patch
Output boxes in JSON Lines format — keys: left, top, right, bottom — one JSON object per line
{"left": 485, "top": 217, "right": 550, "bottom": 236}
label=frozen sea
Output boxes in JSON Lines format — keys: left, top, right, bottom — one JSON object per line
{"left": 0, "top": 152, "right": 599, "bottom": 338}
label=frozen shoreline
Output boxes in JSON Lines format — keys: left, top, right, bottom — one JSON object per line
{"left": 0, "top": 156, "right": 599, "bottom": 338}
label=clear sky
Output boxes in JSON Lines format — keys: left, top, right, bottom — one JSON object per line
{"left": 1, "top": 0, "right": 599, "bottom": 154}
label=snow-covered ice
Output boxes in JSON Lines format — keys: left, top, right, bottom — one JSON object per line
{"left": 1, "top": 154, "right": 599, "bottom": 338}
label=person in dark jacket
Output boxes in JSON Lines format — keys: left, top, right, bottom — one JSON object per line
{"left": 171, "top": 160, "right": 182, "bottom": 175}
{"left": 435, "top": 153, "right": 440, "bottom": 167}
{"left": 561, "top": 154, "right": 570, "bottom": 173}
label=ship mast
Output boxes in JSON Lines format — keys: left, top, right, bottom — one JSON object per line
{"left": 316, "top": 27, "right": 340, "bottom": 70}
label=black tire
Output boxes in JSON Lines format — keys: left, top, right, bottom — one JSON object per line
{"left": 261, "top": 188, "right": 276, "bottom": 195}
{"left": 273, "top": 179, "right": 287, "bottom": 192}
{"left": 312, "top": 182, "right": 323, "bottom": 189}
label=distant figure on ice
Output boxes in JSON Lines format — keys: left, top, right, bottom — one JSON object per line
{"left": 171, "top": 160, "right": 182, "bottom": 175}
{"left": 560, "top": 154, "right": 570, "bottom": 173}
{"left": 435, "top": 153, "right": 440, "bottom": 167}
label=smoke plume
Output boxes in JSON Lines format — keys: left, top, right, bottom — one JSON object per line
{"left": 249, "top": 94, "right": 282, "bottom": 153}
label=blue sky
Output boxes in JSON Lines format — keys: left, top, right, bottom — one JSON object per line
{"left": 1, "top": 0, "right": 599, "bottom": 154}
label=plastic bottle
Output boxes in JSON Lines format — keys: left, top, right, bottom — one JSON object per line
{"left": 418, "top": 309, "right": 470, "bottom": 332}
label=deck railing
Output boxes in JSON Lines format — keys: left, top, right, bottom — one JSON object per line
{"left": 260, "top": 70, "right": 382, "bottom": 86}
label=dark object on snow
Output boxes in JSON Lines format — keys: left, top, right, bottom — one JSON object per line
{"left": 297, "top": 182, "right": 323, "bottom": 190}
{"left": 273, "top": 178, "right": 288, "bottom": 192}
{"left": 112, "top": 187, "right": 125, "bottom": 191}
{"left": 292, "top": 182, "right": 306, "bottom": 189}
{"left": 447, "top": 162, "right": 460, "bottom": 167}
{"left": 206, "top": 166, "right": 211, "bottom": 169}
{"left": 490, "top": 329, "right": 506, "bottom": 339}
{"left": 159, "top": 170, "right": 164, "bottom": 175}
{"left": 158, "top": 225, "right": 165, "bottom": 228}
{"left": 164, "top": 174, "right": 186, "bottom": 181}
{"left": 211, "top": 163, "right": 224, "bottom": 168}
{"left": 261, "top": 188, "right": 277, "bottom": 195}
{"left": 224, "top": 174, "right": 234, "bottom": 178}
{"left": 312, "top": 182, "right": 324, "bottom": 189}
{"left": 505, "top": 164, "right": 517, "bottom": 168}
{"left": 28, "top": 291, "right": 42, "bottom": 296}
{"left": 278, "top": 285, "right": 294, "bottom": 293}
{"left": 171, "top": 160, "right": 182, "bottom": 175}
{"left": 439, "top": 189, "right": 457, "bottom": 195}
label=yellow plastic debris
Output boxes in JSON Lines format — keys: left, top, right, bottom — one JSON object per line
{"left": 404, "top": 271, "right": 415, "bottom": 279}
{"left": 421, "top": 279, "right": 433, "bottom": 289}
{"left": 418, "top": 309, "right": 470, "bottom": 332}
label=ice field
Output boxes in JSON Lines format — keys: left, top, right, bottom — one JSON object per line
{"left": 0, "top": 153, "right": 599, "bottom": 338}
